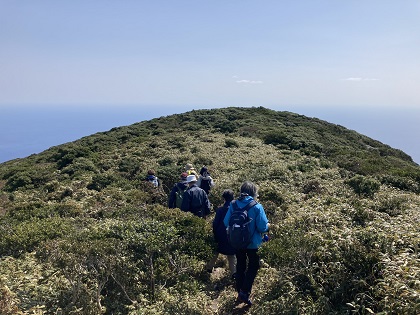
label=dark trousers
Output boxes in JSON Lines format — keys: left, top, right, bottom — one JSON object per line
{"left": 235, "top": 248, "right": 260, "bottom": 294}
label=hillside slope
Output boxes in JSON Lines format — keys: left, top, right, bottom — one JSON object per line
{"left": 0, "top": 107, "right": 419, "bottom": 314}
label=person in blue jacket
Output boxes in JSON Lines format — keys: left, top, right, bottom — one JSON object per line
{"left": 206, "top": 189, "right": 236, "bottom": 278}
{"left": 223, "top": 181, "right": 269, "bottom": 306}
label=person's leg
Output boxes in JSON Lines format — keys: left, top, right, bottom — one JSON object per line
{"left": 226, "top": 254, "right": 236, "bottom": 277}
{"left": 206, "top": 252, "right": 219, "bottom": 272}
{"left": 241, "top": 249, "right": 260, "bottom": 294}
{"left": 235, "top": 250, "right": 247, "bottom": 292}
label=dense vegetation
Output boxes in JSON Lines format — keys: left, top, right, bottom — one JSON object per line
{"left": 0, "top": 107, "right": 419, "bottom": 314}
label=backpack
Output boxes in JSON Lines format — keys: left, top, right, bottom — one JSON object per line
{"left": 175, "top": 184, "right": 188, "bottom": 208}
{"left": 227, "top": 200, "right": 257, "bottom": 250}
{"left": 147, "top": 176, "right": 159, "bottom": 187}
{"left": 199, "top": 175, "right": 211, "bottom": 194}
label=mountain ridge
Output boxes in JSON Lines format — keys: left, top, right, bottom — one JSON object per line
{"left": 0, "top": 106, "right": 419, "bottom": 314}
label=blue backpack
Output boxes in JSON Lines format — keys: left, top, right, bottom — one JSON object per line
{"left": 227, "top": 200, "right": 257, "bottom": 250}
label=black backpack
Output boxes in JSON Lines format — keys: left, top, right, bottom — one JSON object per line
{"left": 199, "top": 176, "right": 211, "bottom": 194}
{"left": 227, "top": 200, "right": 257, "bottom": 250}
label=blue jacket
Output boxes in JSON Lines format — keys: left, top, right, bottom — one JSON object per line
{"left": 213, "top": 201, "right": 236, "bottom": 255}
{"left": 180, "top": 184, "right": 211, "bottom": 217}
{"left": 223, "top": 196, "right": 269, "bottom": 249}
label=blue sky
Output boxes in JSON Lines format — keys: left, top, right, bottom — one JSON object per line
{"left": 1, "top": 1, "right": 419, "bottom": 163}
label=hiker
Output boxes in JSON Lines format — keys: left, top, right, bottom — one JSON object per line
{"left": 185, "top": 163, "right": 199, "bottom": 180}
{"left": 196, "top": 166, "right": 214, "bottom": 195}
{"left": 206, "top": 189, "right": 236, "bottom": 278}
{"left": 145, "top": 169, "right": 160, "bottom": 187}
{"left": 223, "top": 181, "right": 269, "bottom": 306}
{"left": 168, "top": 172, "right": 188, "bottom": 209}
{"left": 180, "top": 174, "right": 211, "bottom": 218}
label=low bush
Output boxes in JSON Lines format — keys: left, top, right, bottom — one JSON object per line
{"left": 345, "top": 175, "right": 380, "bottom": 197}
{"left": 87, "top": 173, "right": 116, "bottom": 191}
{"left": 224, "top": 138, "right": 239, "bottom": 148}
{"left": 0, "top": 217, "right": 74, "bottom": 257}
{"left": 381, "top": 174, "right": 419, "bottom": 193}
{"left": 374, "top": 195, "right": 409, "bottom": 216}
{"left": 302, "top": 180, "right": 322, "bottom": 196}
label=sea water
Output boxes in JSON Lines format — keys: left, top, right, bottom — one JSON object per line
{"left": 1, "top": 105, "right": 419, "bottom": 164}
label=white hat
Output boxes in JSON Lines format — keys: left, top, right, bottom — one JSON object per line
{"left": 186, "top": 175, "right": 197, "bottom": 183}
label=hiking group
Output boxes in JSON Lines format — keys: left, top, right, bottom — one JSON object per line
{"left": 150, "top": 164, "right": 269, "bottom": 306}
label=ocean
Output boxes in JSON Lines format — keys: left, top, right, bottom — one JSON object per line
{"left": 1, "top": 105, "right": 419, "bottom": 165}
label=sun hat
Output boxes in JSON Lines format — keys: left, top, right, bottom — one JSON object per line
{"left": 186, "top": 175, "right": 197, "bottom": 183}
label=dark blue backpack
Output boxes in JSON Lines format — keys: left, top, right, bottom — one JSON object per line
{"left": 199, "top": 175, "right": 211, "bottom": 194}
{"left": 227, "top": 200, "right": 257, "bottom": 250}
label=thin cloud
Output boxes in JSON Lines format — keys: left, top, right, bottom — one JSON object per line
{"left": 342, "top": 77, "right": 379, "bottom": 81}
{"left": 236, "top": 79, "right": 264, "bottom": 84}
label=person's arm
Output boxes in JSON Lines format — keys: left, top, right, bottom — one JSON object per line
{"left": 203, "top": 192, "right": 211, "bottom": 217}
{"left": 255, "top": 204, "right": 269, "bottom": 233}
{"left": 168, "top": 186, "right": 176, "bottom": 208}
{"left": 212, "top": 208, "right": 223, "bottom": 240}
{"left": 223, "top": 204, "right": 233, "bottom": 227}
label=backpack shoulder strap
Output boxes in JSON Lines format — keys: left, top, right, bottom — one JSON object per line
{"left": 243, "top": 200, "right": 257, "bottom": 212}
{"left": 232, "top": 200, "right": 257, "bottom": 212}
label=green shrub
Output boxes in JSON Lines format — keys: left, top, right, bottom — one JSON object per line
{"left": 302, "top": 180, "right": 322, "bottom": 196}
{"left": 258, "top": 187, "right": 285, "bottom": 206}
{"left": 344, "top": 200, "right": 374, "bottom": 226}
{"left": 87, "top": 174, "right": 115, "bottom": 191}
{"left": 260, "top": 227, "right": 319, "bottom": 270}
{"left": 61, "top": 157, "right": 98, "bottom": 177}
{"left": 224, "top": 138, "right": 239, "bottom": 148}
{"left": 7, "top": 202, "right": 57, "bottom": 221}
{"left": 154, "top": 164, "right": 180, "bottom": 188}
{"left": 118, "top": 157, "right": 141, "bottom": 176}
{"left": 194, "top": 156, "right": 213, "bottom": 168}
{"left": 4, "top": 172, "right": 33, "bottom": 191}
{"left": 158, "top": 156, "right": 175, "bottom": 166}
{"left": 53, "top": 145, "right": 93, "bottom": 169}
{"left": 263, "top": 131, "right": 289, "bottom": 146}
{"left": 214, "top": 119, "right": 237, "bottom": 133}
{"left": 380, "top": 175, "right": 419, "bottom": 193}
{"left": 345, "top": 175, "right": 380, "bottom": 197}
{"left": 166, "top": 136, "right": 186, "bottom": 149}
{"left": 0, "top": 217, "right": 74, "bottom": 256}
{"left": 374, "top": 195, "right": 408, "bottom": 216}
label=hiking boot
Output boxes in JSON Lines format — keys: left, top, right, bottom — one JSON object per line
{"left": 237, "top": 290, "right": 252, "bottom": 306}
